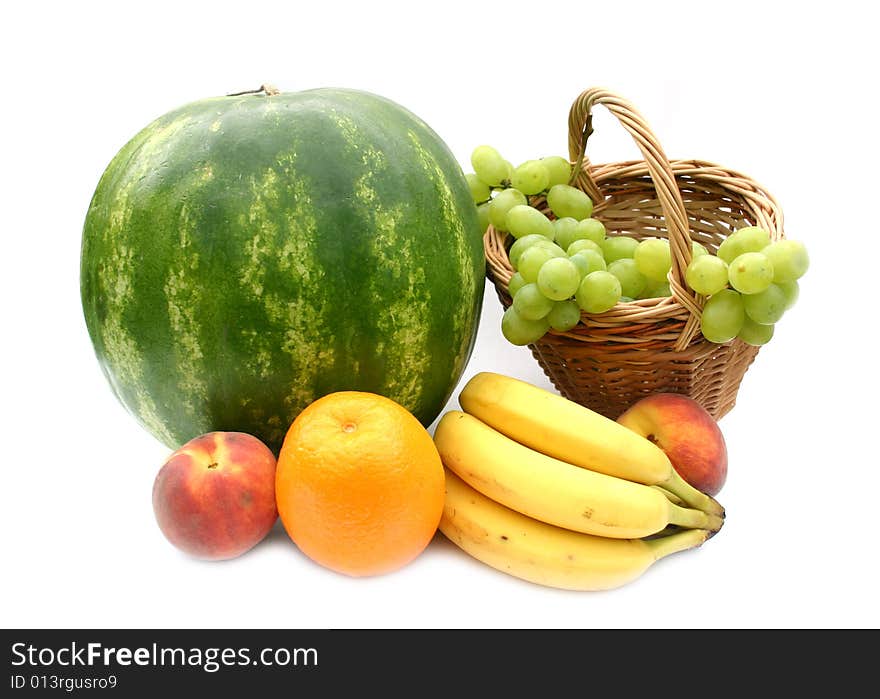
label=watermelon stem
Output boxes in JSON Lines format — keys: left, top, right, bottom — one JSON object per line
{"left": 227, "top": 84, "right": 280, "bottom": 97}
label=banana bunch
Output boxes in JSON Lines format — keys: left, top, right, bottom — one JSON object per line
{"left": 433, "top": 372, "right": 725, "bottom": 591}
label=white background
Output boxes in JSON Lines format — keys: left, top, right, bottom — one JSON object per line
{"left": 2, "top": 1, "right": 878, "bottom": 629}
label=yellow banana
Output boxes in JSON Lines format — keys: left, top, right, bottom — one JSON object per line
{"left": 440, "top": 468, "right": 711, "bottom": 591}
{"left": 458, "top": 371, "right": 724, "bottom": 516}
{"left": 433, "top": 411, "right": 723, "bottom": 539}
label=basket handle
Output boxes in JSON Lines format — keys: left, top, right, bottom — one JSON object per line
{"left": 567, "top": 88, "right": 702, "bottom": 349}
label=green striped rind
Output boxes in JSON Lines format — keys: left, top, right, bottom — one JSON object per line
{"left": 81, "top": 88, "right": 484, "bottom": 452}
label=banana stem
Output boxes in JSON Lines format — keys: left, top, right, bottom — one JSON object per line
{"left": 667, "top": 501, "right": 724, "bottom": 533}
{"left": 646, "top": 528, "right": 710, "bottom": 561}
{"left": 660, "top": 470, "right": 725, "bottom": 517}
{"left": 651, "top": 485, "right": 685, "bottom": 506}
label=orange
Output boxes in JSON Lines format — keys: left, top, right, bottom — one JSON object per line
{"left": 275, "top": 391, "right": 445, "bottom": 577}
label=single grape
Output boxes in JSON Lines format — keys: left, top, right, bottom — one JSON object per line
{"left": 552, "top": 217, "right": 581, "bottom": 251}
{"left": 700, "top": 289, "right": 745, "bottom": 343}
{"left": 476, "top": 202, "right": 491, "bottom": 234}
{"left": 778, "top": 280, "right": 799, "bottom": 310}
{"left": 763, "top": 240, "right": 809, "bottom": 282}
{"left": 730, "top": 226, "right": 770, "bottom": 256}
{"left": 566, "top": 239, "right": 602, "bottom": 256}
{"left": 501, "top": 306, "right": 550, "bottom": 346}
{"left": 737, "top": 317, "right": 774, "bottom": 347}
{"left": 575, "top": 218, "right": 606, "bottom": 246}
{"left": 728, "top": 252, "right": 774, "bottom": 294}
{"left": 575, "top": 271, "right": 622, "bottom": 313}
{"left": 716, "top": 238, "right": 743, "bottom": 264}
{"left": 742, "top": 283, "right": 787, "bottom": 325}
{"left": 739, "top": 225, "right": 771, "bottom": 247}
{"left": 465, "top": 173, "right": 491, "bottom": 204}
{"left": 541, "top": 156, "right": 572, "bottom": 188}
{"left": 547, "top": 299, "right": 582, "bottom": 331}
{"left": 507, "top": 272, "right": 527, "bottom": 297}
{"left": 569, "top": 249, "right": 607, "bottom": 278}
{"left": 509, "top": 234, "right": 552, "bottom": 269}
{"left": 638, "top": 280, "right": 671, "bottom": 299}
{"left": 488, "top": 188, "right": 527, "bottom": 230}
{"left": 471, "top": 145, "right": 509, "bottom": 187}
{"left": 608, "top": 258, "right": 647, "bottom": 299}
{"left": 546, "top": 184, "right": 593, "bottom": 220}
{"left": 537, "top": 257, "right": 581, "bottom": 301}
{"left": 506, "top": 204, "right": 554, "bottom": 240}
{"left": 685, "top": 255, "right": 729, "bottom": 296}
{"left": 513, "top": 282, "right": 554, "bottom": 320}
{"left": 518, "top": 245, "right": 560, "bottom": 283}
{"left": 717, "top": 226, "right": 771, "bottom": 263}
{"left": 511, "top": 160, "right": 551, "bottom": 195}
{"left": 634, "top": 238, "right": 672, "bottom": 282}
{"left": 601, "top": 235, "right": 639, "bottom": 262}
{"left": 692, "top": 241, "right": 709, "bottom": 258}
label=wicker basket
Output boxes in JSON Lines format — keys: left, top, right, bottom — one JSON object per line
{"left": 484, "top": 87, "right": 785, "bottom": 421}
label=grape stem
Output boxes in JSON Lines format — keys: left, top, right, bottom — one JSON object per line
{"left": 569, "top": 112, "right": 594, "bottom": 185}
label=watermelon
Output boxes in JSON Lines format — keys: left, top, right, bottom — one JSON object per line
{"left": 80, "top": 87, "right": 484, "bottom": 453}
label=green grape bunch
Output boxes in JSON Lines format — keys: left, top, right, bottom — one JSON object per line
{"left": 464, "top": 145, "right": 664, "bottom": 346}
{"left": 685, "top": 225, "right": 809, "bottom": 347}
{"left": 464, "top": 145, "right": 809, "bottom": 351}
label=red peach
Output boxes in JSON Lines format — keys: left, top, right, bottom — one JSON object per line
{"left": 617, "top": 393, "right": 728, "bottom": 496}
{"left": 152, "top": 431, "right": 278, "bottom": 560}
